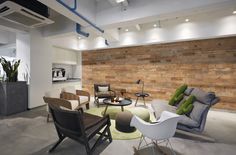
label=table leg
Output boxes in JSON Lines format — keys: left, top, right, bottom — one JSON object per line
{"left": 143, "top": 97, "right": 146, "bottom": 106}
{"left": 104, "top": 105, "right": 108, "bottom": 116}
{"left": 135, "top": 97, "right": 139, "bottom": 106}
{"left": 121, "top": 106, "right": 124, "bottom": 111}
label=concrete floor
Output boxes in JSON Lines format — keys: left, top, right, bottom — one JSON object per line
{"left": 0, "top": 100, "right": 236, "bottom": 155}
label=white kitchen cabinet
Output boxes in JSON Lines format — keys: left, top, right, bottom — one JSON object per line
{"left": 53, "top": 47, "right": 77, "bottom": 65}
{"left": 52, "top": 81, "right": 82, "bottom": 91}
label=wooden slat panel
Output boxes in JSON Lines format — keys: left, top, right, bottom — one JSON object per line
{"left": 82, "top": 37, "right": 236, "bottom": 111}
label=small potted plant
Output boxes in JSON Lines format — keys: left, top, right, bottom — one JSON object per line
{"left": 0, "top": 57, "right": 20, "bottom": 82}
{"left": 0, "top": 57, "right": 28, "bottom": 116}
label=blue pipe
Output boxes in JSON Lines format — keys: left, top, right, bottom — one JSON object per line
{"left": 56, "top": 0, "right": 104, "bottom": 34}
{"left": 105, "top": 39, "right": 109, "bottom": 46}
{"left": 76, "top": 23, "right": 89, "bottom": 37}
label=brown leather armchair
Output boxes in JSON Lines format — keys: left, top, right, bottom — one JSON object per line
{"left": 94, "top": 84, "right": 116, "bottom": 107}
{"left": 61, "top": 86, "right": 90, "bottom": 110}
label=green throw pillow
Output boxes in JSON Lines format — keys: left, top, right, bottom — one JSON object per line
{"left": 168, "top": 84, "right": 188, "bottom": 106}
{"left": 176, "top": 95, "right": 195, "bottom": 115}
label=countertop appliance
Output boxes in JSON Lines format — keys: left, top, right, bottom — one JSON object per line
{"left": 52, "top": 68, "right": 67, "bottom": 82}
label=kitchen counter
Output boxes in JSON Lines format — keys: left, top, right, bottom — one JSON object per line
{"left": 52, "top": 78, "right": 82, "bottom": 90}
{"left": 52, "top": 78, "right": 81, "bottom": 84}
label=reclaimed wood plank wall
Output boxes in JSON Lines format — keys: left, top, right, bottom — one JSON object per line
{"left": 82, "top": 37, "right": 236, "bottom": 110}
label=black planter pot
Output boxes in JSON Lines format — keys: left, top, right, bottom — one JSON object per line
{"left": 0, "top": 81, "right": 28, "bottom": 116}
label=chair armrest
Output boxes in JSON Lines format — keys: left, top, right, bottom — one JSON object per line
{"left": 76, "top": 90, "right": 90, "bottom": 96}
{"left": 109, "top": 90, "right": 116, "bottom": 96}
{"left": 76, "top": 107, "right": 84, "bottom": 113}
{"left": 60, "top": 92, "right": 80, "bottom": 100}
{"left": 85, "top": 114, "right": 111, "bottom": 130}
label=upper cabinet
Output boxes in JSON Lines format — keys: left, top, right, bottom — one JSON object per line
{"left": 52, "top": 47, "right": 77, "bottom": 65}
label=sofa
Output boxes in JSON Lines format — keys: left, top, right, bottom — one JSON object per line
{"left": 151, "top": 87, "right": 220, "bottom": 133}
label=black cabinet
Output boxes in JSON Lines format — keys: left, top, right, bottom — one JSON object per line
{"left": 0, "top": 82, "right": 28, "bottom": 116}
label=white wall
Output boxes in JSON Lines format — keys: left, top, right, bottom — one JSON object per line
{"left": 29, "top": 29, "right": 53, "bottom": 108}
{"left": 73, "top": 10, "right": 236, "bottom": 50}
{"left": 16, "top": 33, "right": 30, "bottom": 83}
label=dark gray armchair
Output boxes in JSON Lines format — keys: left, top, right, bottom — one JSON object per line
{"left": 94, "top": 84, "right": 116, "bottom": 107}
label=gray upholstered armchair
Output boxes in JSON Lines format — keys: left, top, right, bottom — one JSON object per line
{"left": 151, "top": 88, "right": 220, "bottom": 133}
{"left": 94, "top": 84, "right": 116, "bottom": 107}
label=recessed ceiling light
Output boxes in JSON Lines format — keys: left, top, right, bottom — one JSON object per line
{"left": 125, "top": 29, "right": 129, "bottom": 32}
{"left": 78, "top": 37, "right": 81, "bottom": 40}
{"left": 116, "top": 0, "right": 125, "bottom": 3}
{"left": 153, "top": 24, "right": 157, "bottom": 28}
{"left": 233, "top": 11, "right": 236, "bottom": 14}
{"left": 185, "top": 18, "right": 190, "bottom": 22}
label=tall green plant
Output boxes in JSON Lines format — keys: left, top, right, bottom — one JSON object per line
{"left": 0, "top": 57, "right": 20, "bottom": 82}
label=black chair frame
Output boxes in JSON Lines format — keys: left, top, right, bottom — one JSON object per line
{"left": 48, "top": 103, "right": 112, "bottom": 155}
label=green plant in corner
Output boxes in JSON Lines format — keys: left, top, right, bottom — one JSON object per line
{"left": 0, "top": 57, "right": 20, "bottom": 82}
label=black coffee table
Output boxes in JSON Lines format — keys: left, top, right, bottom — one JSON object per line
{"left": 135, "top": 92, "right": 149, "bottom": 106}
{"left": 103, "top": 98, "right": 132, "bottom": 116}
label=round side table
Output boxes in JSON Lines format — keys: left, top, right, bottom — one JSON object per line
{"left": 134, "top": 92, "right": 149, "bottom": 106}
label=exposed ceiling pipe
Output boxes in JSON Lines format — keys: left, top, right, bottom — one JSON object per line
{"left": 56, "top": 0, "right": 104, "bottom": 34}
{"left": 76, "top": 24, "right": 89, "bottom": 37}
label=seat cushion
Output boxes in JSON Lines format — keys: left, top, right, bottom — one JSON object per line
{"left": 68, "top": 100, "right": 79, "bottom": 110}
{"left": 190, "top": 101, "right": 209, "bottom": 123}
{"left": 80, "top": 96, "right": 89, "bottom": 104}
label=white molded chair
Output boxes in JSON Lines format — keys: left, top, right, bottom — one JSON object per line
{"left": 130, "top": 111, "right": 180, "bottom": 155}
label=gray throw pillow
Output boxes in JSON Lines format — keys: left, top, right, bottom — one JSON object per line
{"left": 98, "top": 86, "right": 109, "bottom": 92}
{"left": 190, "top": 101, "right": 209, "bottom": 123}
{"left": 184, "top": 87, "right": 194, "bottom": 96}
{"left": 190, "top": 88, "right": 215, "bottom": 105}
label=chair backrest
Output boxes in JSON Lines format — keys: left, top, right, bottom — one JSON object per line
{"left": 62, "top": 86, "right": 76, "bottom": 94}
{"left": 47, "top": 100, "right": 84, "bottom": 137}
{"left": 130, "top": 111, "right": 180, "bottom": 141}
{"left": 94, "top": 84, "right": 111, "bottom": 92}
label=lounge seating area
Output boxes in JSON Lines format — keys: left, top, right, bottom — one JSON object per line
{"left": 0, "top": 0, "right": 236, "bottom": 155}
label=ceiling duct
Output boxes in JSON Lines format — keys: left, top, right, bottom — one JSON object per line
{"left": 0, "top": 0, "right": 54, "bottom": 28}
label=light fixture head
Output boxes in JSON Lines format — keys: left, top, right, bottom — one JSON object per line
{"left": 125, "top": 29, "right": 129, "bottom": 32}
{"left": 78, "top": 37, "right": 81, "bottom": 40}
{"left": 185, "top": 18, "right": 190, "bottom": 22}
{"left": 233, "top": 11, "right": 236, "bottom": 14}
{"left": 153, "top": 24, "right": 157, "bottom": 28}
{"left": 136, "top": 79, "right": 141, "bottom": 84}
{"left": 116, "top": 0, "right": 125, "bottom": 3}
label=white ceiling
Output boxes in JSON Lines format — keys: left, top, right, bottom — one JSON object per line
{"left": 2, "top": 0, "right": 235, "bottom": 50}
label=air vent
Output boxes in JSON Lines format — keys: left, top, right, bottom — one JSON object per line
{"left": 0, "top": 6, "right": 9, "bottom": 13}
{"left": 0, "top": 1, "right": 54, "bottom": 28}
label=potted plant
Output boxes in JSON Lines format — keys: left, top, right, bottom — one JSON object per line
{"left": 0, "top": 57, "right": 28, "bottom": 116}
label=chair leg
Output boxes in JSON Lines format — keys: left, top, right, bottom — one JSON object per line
{"left": 49, "top": 137, "right": 65, "bottom": 153}
{"left": 86, "top": 103, "right": 90, "bottom": 110}
{"left": 135, "top": 97, "right": 139, "bottom": 106}
{"left": 47, "top": 113, "right": 50, "bottom": 123}
{"left": 107, "top": 127, "right": 112, "bottom": 143}
{"left": 167, "top": 139, "right": 176, "bottom": 155}
{"left": 85, "top": 141, "right": 92, "bottom": 155}
{"left": 143, "top": 97, "right": 146, "bottom": 106}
